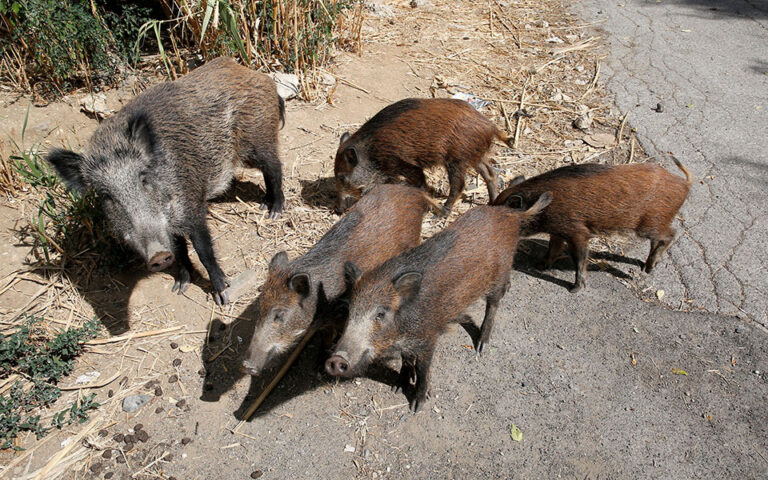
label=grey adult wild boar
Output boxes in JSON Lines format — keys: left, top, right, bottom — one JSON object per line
{"left": 242, "top": 185, "right": 435, "bottom": 376}
{"left": 46, "top": 57, "right": 285, "bottom": 305}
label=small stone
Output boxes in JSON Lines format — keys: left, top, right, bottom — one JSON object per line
{"left": 165, "top": 453, "right": 174, "bottom": 461}
{"left": 176, "top": 399, "right": 187, "bottom": 409}
{"left": 168, "top": 374, "right": 178, "bottom": 384}
{"left": 98, "top": 429, "right": 108, "bottom": 437}
{"left": 124, "top": 434, "right": 135, "bottom": 444}
{"left": 170, "top": 342, "right": 179, "bottom": 349}
{"left": 113, "top": 433, "right": 124, "bottom": 443}
{"left": 107, "top": 389, "right": 114, "bottom": 398}
{"left": 137, "top": 430, "right": 149, "bottom": 443}
{"left": 155, "top": 386, "right": 163, "bottom": 396}
{"left": 654, "top": 102, "right": 664, "bottom": 113}
{"left": 116, "top": 455, "right": 126, "bottom": 464}
{"left": 250, "top": 471, "right": 264, "bottom": 479}
{"left": 104, "top": 472, "right": 114, "bottom": 479}
{"left": 134, "top": 423, "right": 143, "bottom": 432}
{"left": 124, "top": 442, "right": 134, "bottom": 452}
{"left": 122, "top": 394, "right": 153, "bottom": 413}
{"left": 90, "top": 463, "right": 103, "bottom": 473}
{"left": 181, "top": 437, "right": 192, "bottom": 445}
{"left": 172, "top": 358, "right": 182, "bottom": 367}
{"left": 155, "top": 407, "right": 164, "bottom": 414}
{"left": 102, "top": 449, "right": 112, "bottom": 459}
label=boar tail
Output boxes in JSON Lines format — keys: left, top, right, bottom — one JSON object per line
{"left": 671, "top": 156, "right": 692, "bottom": 185}
{"left": 522, "top": 192, "right": 552, "bottom": 218}
{"left": 496, "top": 128, "right": 514, "bottom": 148}
{"left": 420, "top": 192, "right": 444, "bottom": 215}
{"left": 278, "top": 96, "right": 286, "bottom": 129}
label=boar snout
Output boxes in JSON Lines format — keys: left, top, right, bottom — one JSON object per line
{"left": 334, "top": 194, "right": 356, "bottom": 214}
{"left": 325, "top": 353, "right": 350, "bottom": 376}
{"left": 148, "top": 251, "right": 174, "bottom": 272}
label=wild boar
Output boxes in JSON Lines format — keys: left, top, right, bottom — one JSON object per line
{"left": 334, "top": 98, "right": 511, "bottom": 215}
{"left": 492, "top": 159, "right": 692, "bottom": 292}
{"left": 46, "top": 57, "right": 285, "bottom": 305}
{"left": 326, "top": 194, "right": 552, "bottom": 412}
{"left": 242, "top": 185, "right": 436, "bottom": 376}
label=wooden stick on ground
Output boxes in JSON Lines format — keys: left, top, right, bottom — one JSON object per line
{"left": 83, "top": 326, "right": 183, "bottom": 346}
{"left": 233, "top": 331, "right": 315, "bottom": 433}
{"left": 513, "top": 78, "right": 529, "bottom": 149}
{"left": 60, "top": 371, "right": 121, "bottom": 391}
{"left": 617, "top": 110, "right": 630, "bottom": 144}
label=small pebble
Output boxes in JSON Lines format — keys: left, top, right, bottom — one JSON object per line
{"left": 134, "top": 423, "right": 143, "bottom": 432}
{"left": 90, "top": 463, "right": 103, "bottom": 473}
{"left": 137, "top": 430, "right": 150, "bottom": 443}
{"left": 124, "top": 442, "right": 134, "bottom": 452}
{"left": 172, "top": 358, "right": 182, "bottom": 367}
{"left": 654, "top": 102, "right": 664, "bottom": 113}
{"left": 155, "top": 407, "right": 164, "bottom": 414}
{"left": 168, "top": 374, "right": 179, "bottom": 384}
{"left": 102, "top": 449, "right": 112, "bottom": 459}
{"left": 116, "top": 456, "right": 126, "bottom": 464}
{"left": 251, "top": 471, "right": 264, "bottom": 479}
{"left": 122, "top": 394, "right": 152, "bottom": 413}
{"left": 113, "top": 433, "right": 124, "bottom": 443}
{"left": 107, "top": 390, "right": 114, "bottom": 398}
{"left": 155, "top": 386, "right": 164, "bottom": 396}
{"left": 98, "top": 429, "right": 108, "bottom": 437}
{"left": 176, "top": 399, "right": 187, "bottom": 409}
{"left": 165, "top": 453, "right": 174, "bottom": 461}
{"left": 170, "top": 342, "right": 179, "bottom": 349}
{"left": 181, "top": 437, "right": 192, "bottom": 445}
{"left": 124, "top": 434, "right": 135, "bottom": 444}
{"left": 104, "top": 472, "right": 114, "bottom": 479}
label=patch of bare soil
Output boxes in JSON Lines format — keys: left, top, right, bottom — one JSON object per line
{"left": 6, "top": 1, "right": 761, "bottom": 479}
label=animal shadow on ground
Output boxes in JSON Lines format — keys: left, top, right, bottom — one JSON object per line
{"left": 210, "top": 178, "right": 267, "bottom": 205}
{"left": 200, "top": 296, "right": 403, "bottom": 419}
{"left": 299, "top": 177, "right": 338, "bottom": 211}
{"left": 513, "top": 238, "right": 638, "bottom": 290}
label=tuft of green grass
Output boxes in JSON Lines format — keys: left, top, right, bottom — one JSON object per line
{"left": 0, "top": 316, "right": 102, "bottom": 450}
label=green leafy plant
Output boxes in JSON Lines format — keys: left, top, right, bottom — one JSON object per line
{"left": 0, "top": 316, "right": 102, "bottom": 450}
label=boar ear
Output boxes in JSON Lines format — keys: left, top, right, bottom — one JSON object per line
{"left": 269, "top": 251, "right": 289, "bottom": 273}
{"left": 339, "top": 131, "right": 350, "bottom": 146}
{"left": 46, "top": 149, "right": 86, "bottom": 192}
{"left": 344, "top": 261, "right": 362, "bottom": 289}
{"left": 506, "top": 194, "right": 525, "bottom": 210}
{"left": 344, "top": 148, "right": 358, "bottom": 168}
{"left": 393, "top": 272, "right": 422, "bottom": 303}
{"left": 289, "top": 273, "right": 311, "bottom": 298}
{"left": 508, "top": 175, "right": 526, "bottom": 187}
{"left": 126, "top": 113, "right": 156, "bottom": 155}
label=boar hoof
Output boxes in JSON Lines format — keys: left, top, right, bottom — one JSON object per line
{"left": 172, "top": 268, "right": 191, "bottom": 295}
{"left": 476, "top": 340, "right": 488, "bottom": 355}
{"left": 569, "top": 281, "right": 584, "bottom": 293}
{"left": 211, "top": 277, "right": 231, "bottom": 306}
{"left": 391, "top": 383, "right": 404, "bottom": 394}
{"left": 409, "top": 394, "right": 429, "bottom": 413}
{"left": 643, "top": 262, "right": 655, "bottom": 274}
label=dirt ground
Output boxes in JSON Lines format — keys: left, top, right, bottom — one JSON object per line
{"left": 1, "top": 0, "right": 767, "bottom": 479}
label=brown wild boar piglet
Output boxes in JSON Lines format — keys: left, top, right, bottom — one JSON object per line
{"left": 242, "top": 185, "right": 436, "bottom": 376}
{"left": 492, "top": 159, "right": 692, "bottom": 292}
{"left": 334, "top": 98, "right": 511, "bottom": 216}
{"left": 326, "top": 194, "right": 551, "bottom": 412}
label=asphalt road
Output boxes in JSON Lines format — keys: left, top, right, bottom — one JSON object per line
{"left": 575, "top": 0, "right": 768, "bottom": 327}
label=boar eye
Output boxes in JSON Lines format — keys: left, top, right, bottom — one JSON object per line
{"left": 272, "top": 310, "right": 285, "bottom": 323}
{"left": 374, "top": 310, "right": 386, "bottom": 322}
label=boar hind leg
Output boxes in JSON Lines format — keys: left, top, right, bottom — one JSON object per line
{"left": 475, "top": 159, "right": 499, "bottom": 202}
{"left": 566, "top": 234, "right": 590, "bottom": 293}
{"left": 410, "top": 347, "right": 435, "bottom": 413}
{"left": 249, "top": 146, "right": 285, "bottom": 219}
{"left": 544, "top": 235, "right": 568, "bottom": 270}
{"left": 399, "top": 163, "right": 427, "bottom": 190}
{"left": 393, "top": 353, "right": 417, "bottom": 394}
{"left": 644, "top": 227, "right": 676, "bottom": 273}
{"left": 171, "top": 235, "right": 193, "bottom": 295}
{"left": 189, "top": 214, "right": 230, "bottom": 305}
{"left": 441, "top": 162, "right": 466, "bottom": 216}
{"left": 477, "top": 278, "right": 510, "bottom": 354}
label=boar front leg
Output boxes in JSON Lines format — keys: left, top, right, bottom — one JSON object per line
{"left": 392, "top": 353, "right": 417, "bottom": 394}
{"left": 171, "top": 235, "right": 193, "bottom": 295}
{"left": 410, "top": 346, "right": 435, "bottom": 413}
{"left": 252, "top": 147, "right": 285, "bottom": 220}
{"left": 477, "top": 278, "right": 510, "bottom": 354}
{"left": 189, "top": 213, "right": 230, "bottom": 305}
